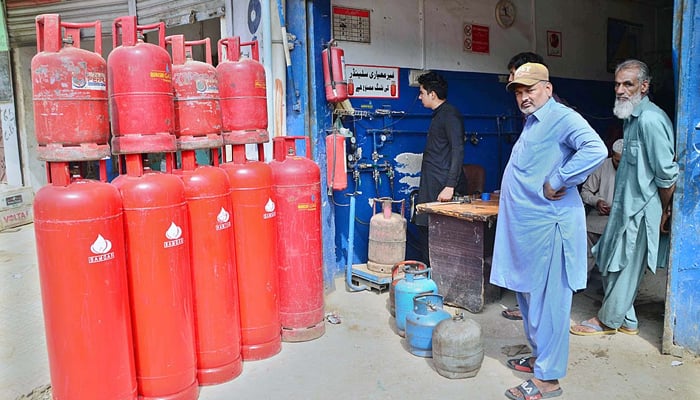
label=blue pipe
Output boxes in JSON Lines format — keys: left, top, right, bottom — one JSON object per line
{"left": 346, "top": 193, "right": 368, "bottom": 291}
{"left": 276, "top": 0, "right": 301, "bottom": 111}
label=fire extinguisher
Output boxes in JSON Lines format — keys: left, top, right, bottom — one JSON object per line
{"left": 322, "top": 39, "right": 348, "bottom": 103}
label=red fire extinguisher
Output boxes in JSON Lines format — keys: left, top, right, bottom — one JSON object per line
{"left": 326, "top": 131, "right": 347, "bottom": 191}
{"left": 322, "top": 39, "right": 348, "bottom": 103}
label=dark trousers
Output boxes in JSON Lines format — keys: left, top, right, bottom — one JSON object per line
{"left": 417, "top": 225, "right": 430, "bottom": 267}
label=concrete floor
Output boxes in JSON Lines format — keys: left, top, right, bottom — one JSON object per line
{"left": 2, "top": 223, "right": 700, "bottom": 400}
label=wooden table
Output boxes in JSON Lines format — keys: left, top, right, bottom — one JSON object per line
{"left": 416, "top": 199, "right": 501, "bottom": 313}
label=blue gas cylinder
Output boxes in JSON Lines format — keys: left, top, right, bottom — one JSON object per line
{"left": 394, "top": 265, "right": 438, "bottom": 337}
{"left": 406, "top": 294, "right": 451, "bottom": 357}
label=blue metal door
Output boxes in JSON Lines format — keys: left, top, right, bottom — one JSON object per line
{"left": 666, "top": 0, "right": 700, "bottom": 355}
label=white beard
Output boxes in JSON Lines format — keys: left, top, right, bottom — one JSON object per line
{"left": 613, "top": 92, "right": 642, "bottom": 119}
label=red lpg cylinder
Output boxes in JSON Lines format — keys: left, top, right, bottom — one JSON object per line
{"left": 270, "top": 137, "right": 325, "bottom": 342}
{"left": 166, "top": 35, "right": 223, "bottom": 150}
{"left": 175, "top": 150, "right": 242, "bottom": 385}
{"left": 111, "top": 155, "right": 198, "bottom": 400}
{"left": 108, "top": 16, "right": 176, "bottom": 154}
{"left": 33, "top": 163, "right": 136, "bottom": 400}
{"left": 217, "top": 37, "right": 269, "bottom": 145}
{"left": 220, "top": 145, "right": 281, "bottom": 360}
{"left": 31, "top": 15, "right": 110, "bottom": 161}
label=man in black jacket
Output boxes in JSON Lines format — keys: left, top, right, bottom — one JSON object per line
{"left": 414, "top": 71, "right": 467, "bottom": 266}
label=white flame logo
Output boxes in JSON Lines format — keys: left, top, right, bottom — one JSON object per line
{"left": 90, "top": 234, "right": 112, "bottom": 254}
{"left": 165, "top": 222, "right": 183, "bottom": 240}
{"left": 216, "top": 207, "right": 230, "bottom": 223}
{"left": 264, "top": 199, "right": 276, "bottom": 213}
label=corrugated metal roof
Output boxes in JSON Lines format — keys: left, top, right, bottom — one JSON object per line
{"left": 5, "top": 0, "right": 225, "bottom": 48}
{"left": 136, "top": 0, "right": 224, "bottom": 27}
{"left": 6, "top": 0, "right": 129, "bottom": 48}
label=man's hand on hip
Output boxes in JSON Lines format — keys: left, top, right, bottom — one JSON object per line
{"left": 543, "top": 182, "right": 566, "bottom": 201}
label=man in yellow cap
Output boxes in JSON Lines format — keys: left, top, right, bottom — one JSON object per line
{"left": 490, "top": 63, "right": 607, "bottom": 400}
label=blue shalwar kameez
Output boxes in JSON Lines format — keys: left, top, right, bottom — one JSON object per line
{"left": 491, "top": 98, "right": 607, "bottom": 380}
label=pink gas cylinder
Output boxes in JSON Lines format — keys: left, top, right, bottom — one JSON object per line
{"left": 175, "top": 150, "right": 242, "bottom": 385}
{"left": 220, "top": 145, "right": 281, "bottom": 360}
{"left": 34, "top": 162, "right": 136, "bottom": 400}
{"left": 270, "top": 136, "right": 324, "bottom": 342}
{"left": 217, "top": 37, "right": 269, "bottom": 145}
{"left": 31, "top": 15, "right": 110, "bottom": 161}
{"left": 111, "top": 155, "right": 198, "bottom": 400}
{"left": 166, "top": 35, "right": 223, "bottom": 150}
{"left": 108, "top": 16, "right": 176, "bottom": 154}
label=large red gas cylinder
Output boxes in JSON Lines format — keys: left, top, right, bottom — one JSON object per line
{"left": 322, "top": 40, "right": 348, "bottom": 103}
{"left": 166, "top": 35, "right": 223, "bottom": 150}
{"left": 175, "top": 150, "right": 242, "bottom": 385}
{"left": 108, "top": 16, "right": 176, "bottom": 154}
{"left": 326, "top": 132, "right": 348, "bottom": 190}
{"left": 31, "top": 15, "right": 110, "bottom": 161}
{"left": 217, "top": 37, "right": 269, "bottom": 145}
{"left": 33, "top": 162, "right": 136, "bottom": 400}
{"left": 270, "top": 136, "right": 324, "bottom": 342}
{"left": 111, "top": 155, "right": 198, "bottom": 400}
{"left": 220, "top": 145, "right": 281, "bottom": 360}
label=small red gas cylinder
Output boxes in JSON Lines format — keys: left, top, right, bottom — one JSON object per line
{"left": 31, "top": 15, "right": 110, "bottom": 161}
{"left": 111, "top": 155, "right": 198, "bottom": 400}
{"left": 34, "top": 162, "right": 137, "bottom": 400}
{"left": 217, "top": 37, "right": 269, "bottom": 145}
{"left": 270, "top": 136, "right": 324, "bottom": 342}
{"left": 175, "top": 150, "right": 242, "bottom": 385}
{"left": 108, "top": 16, "right": 176, "bottom": 154}
{"left": 220, "top": 145, "right": 281, "bottom": 360}
{"left": 166, "top": 35, "right": 223, "bottom": 150}
{"left": 325, "top": 132, "right": 348, "bottom": 190}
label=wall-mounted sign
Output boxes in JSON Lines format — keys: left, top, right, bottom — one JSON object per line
{"left": 547, "top": 30, "right": 562, "bottom": 57}
{"left": 346, "top": 64, "right": 399, "bottom": 99}
{"left": 333, "top": 6, "right": 371, "bottom": 43}
{"left": 464, "top": 23, "right": 490, "bottom": 54}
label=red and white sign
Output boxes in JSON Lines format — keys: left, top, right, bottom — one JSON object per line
{"left": 346, "top": 64, "right": 399, "bottom": 99}
{"left": 464, "top": 24, "right": 490, "bottom": 54}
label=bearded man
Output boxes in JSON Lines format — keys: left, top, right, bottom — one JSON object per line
{"left": 571, "top": 59, "right": 679, "bottom": 336}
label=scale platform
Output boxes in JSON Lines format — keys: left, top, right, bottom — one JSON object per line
{"left": 351, "top": 263, "right": 393, "bottom": 292}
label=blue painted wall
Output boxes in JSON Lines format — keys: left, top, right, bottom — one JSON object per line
{"left": 667, "top": 0, "right": 700, "bottom": 354}
{"left": 331, "top": 68, "right": 621, "bottom": 268}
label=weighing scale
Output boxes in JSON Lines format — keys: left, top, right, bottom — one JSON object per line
{"left": 350, "top": 263, "right": 393, "bottom": 292}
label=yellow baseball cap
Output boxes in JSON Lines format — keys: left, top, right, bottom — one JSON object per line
{"left": 506, "top": 63, "right": 550, "bottom": 91}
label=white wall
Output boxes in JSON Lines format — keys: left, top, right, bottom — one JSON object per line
{"left": 335, "top": 0, "right": 665, "bottom": 81}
